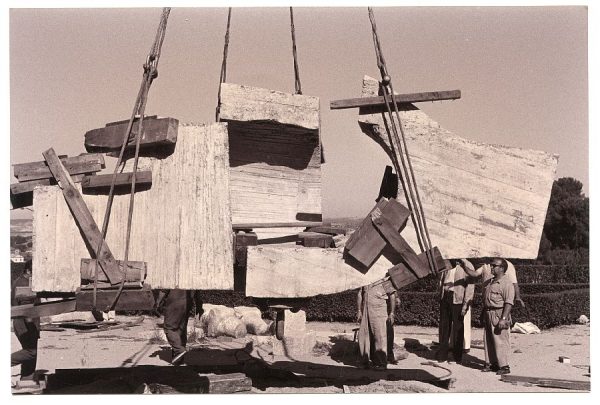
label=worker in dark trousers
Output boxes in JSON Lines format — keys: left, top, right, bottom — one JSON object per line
{"left": 155, "top": 289, "right": 201, "bottom": 366}
{"left": 11, "top": 262, "right": 40, "bottom": 386}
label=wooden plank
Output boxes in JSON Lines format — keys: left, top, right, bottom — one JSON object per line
{"left": 202, "top": 372, "right": 252, "bottom": 394}
{"left": 358, "top": 75, "right": 557, "bottom": 258}
{"left": 11, "top": 174, "right": 86, "bottom": 195}
{"left": 32, "top": 124, "right": 233, "bottom": 292}
{"left": 10, "top": 175, "right": 87, "bottom": 209}
{"left": 42, "top": 148, "right": 123, "bottom": 285}
{"left": 388, "top": 247, "right": 447, "bottom": 290}
{"left": 80, "top": 259, "right": 146, "bottom": 282}
{"left": 233, "top": 221, "right": 322, "bottom": 229}
{"left": 81, "top": 171, "right": 152, "bottom": 191}
{"left": 500, "top": 375, "right": 590, "bottom": 391}
{"left": 297, "top": 232, "right": 333, "bottom": 248}
{"left": 84, "top": 116, "right": 178, "bottom": 152}
{"left": 13, "top": 154, "right": 105, "bottom": 182}
{"left": 304, "top": 225, "right": 347, "bottom": 235}
{"left": 11, "top": 299, "right": 76, "bottom": 318}
{"left": 330, "top": 89, "right": 461, "bottom": 110}
{"left": 220, "top": 82, "right": 322, "bottom": 226}
{"left": 75, "top": 285, "right": 155, "bottom": 311}
{"left": 345, "top": 198, "right": 411, "bottom": 267}
{"left": 246, "top": 246, "right": 394, "bottom": 298}
{"left": 371, "top": 209, "right": 429, "bottom": 276}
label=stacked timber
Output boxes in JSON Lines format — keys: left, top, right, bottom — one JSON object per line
{"left": 218, "top": 83, "right": 322, "bottom": 226}
{"left": 10, "top": 154, "right": 104, "bottom": 209}
{"left": 358, "top": 75, "right": 558, "bottom": 259}
{"left": 32, "top": 123, "right": 233, "bottom": 292}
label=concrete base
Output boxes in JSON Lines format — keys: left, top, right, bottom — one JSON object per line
{"left": 272, "top": 331, "right": 316, "bottom": 358}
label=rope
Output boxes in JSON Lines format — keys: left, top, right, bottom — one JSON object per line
{"left": 216, "top": 8, "right": 232, "bottom": 122}
{"left": 290, "top": 7, "right": 302, "bottom": 95}
{"left": 367, "top": 8, "right": 437, "bottom": 275}
{"left": 91, "top": 8, "right": 171, "bottom": 312}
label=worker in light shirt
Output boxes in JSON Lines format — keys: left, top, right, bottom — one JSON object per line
{"left": 459, "top": 259, "right": 524, "bottom": 353}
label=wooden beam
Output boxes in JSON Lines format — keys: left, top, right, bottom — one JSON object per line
{"left": 11, "top": 299, "right": 76, "bottom": 318}
{"left": 330, "top": 90, "right": 461, "bottom": 110}
{"left": 371, "top": 210, "right": 428, "bottom": 276}
{"left": 304, "top": 226, "right": 347, "bottom": 235}
{"left": 81, "top": 171, "right": 152, "bottom": 192}
{"left": 388, "top": 247, "right": 447, "bottom": 290}
{"left": 13, "top": 154, "right": 105, "bottom": 182}
{"left": 80, "top": 259, "right": 146, "bottom": 282}
{"left": 75, "top": 285, "right": 155, "bottom": 311}
{"left": 500, "top": 375, "right": 590, "bottom": 391}
{"left": 42, "top": 148, "right": 123, "bottom": 285}
{"left": 345, "top": 198, "right": 411, "bottom": 268}
{"left": 233, "top": 221, "right": 322, "bottom": 230}
{"left": 11, "top": 174, "right": 87, "bottom": 195}
{"left": 297, "top": 232, "right": 333, "bottom": 248}
{"left": 84, "top": 116, "right": 178, "bottom": 152}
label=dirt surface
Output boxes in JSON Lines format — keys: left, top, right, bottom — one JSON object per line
{"left": 11, "top": 315, "right": 590, "bottom": 394}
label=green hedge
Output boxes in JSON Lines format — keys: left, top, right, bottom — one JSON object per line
{"left": 303, "top": 288, "right": 590, "bottom": 329}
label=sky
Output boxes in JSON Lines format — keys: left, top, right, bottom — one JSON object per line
{"left": 7, "top": 5, "right": 589, "bottom": 220}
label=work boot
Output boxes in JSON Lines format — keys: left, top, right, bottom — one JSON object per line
{"left": 496, "top": 366, "right": 511, "bottom": 375}
{"left": 171, "top": 350, "right": 187, "bottom": 366}
{"left": 481, "top": 363, "right": 499, "bottom": 372}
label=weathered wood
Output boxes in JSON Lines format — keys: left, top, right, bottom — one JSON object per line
{"left": 84, "top": 116, "right": 178, "bottom": 152}
{"left": 345, "top": 198, "right": 411, "bottom": 267}
{"left": 304, "top": 225, "right": 347, "bottom": 235}
{"left": 358, "top": 75, "right": 557, "bottom": 258}
{"left": 33, "top": 124, "right": 233, "bottom": 292}
{"left": 298, "top": 232, "right": 333, "bottom": 248}
{"left": 388, "top": 247, "right": 447, "bottom": 290}
{"left": 81, "top": 171, "right": 152, "bottom": 191}
{"left": 11, "top": 299, "right": 76, "bottom": 318}
{"left": 13, "top": 154, "right": 105, "bottom": 182}
{"left": 233, "top": 221, "right": 322, "bottom": 229}
{"left": 500, "top": 375, "right": 590, "bottom": 391}
{"left": 234, "top": 232, "right": 258, "bottom": 292}
{"left": 42, "top": 148, "right": 123, "bottom": 285}
{"left": 371, "top": 209, "right": 430, "bottom": 276}
{"left": 80, "top": 259, "right": 146, "bottom": 282}
{"left": 219, "top": 83, "right": 322, "bottom": 225}
{"left": 246, "top": 246, "right": 394, "bottom": 298}
{"left": 11, "top": 174, "right": 87, "bottom": 195}
{"left": 75, "top": 284, "right": 155, "bottom": 311}
{"left": 330, "top": 89, "right": 461, "bottom": 110}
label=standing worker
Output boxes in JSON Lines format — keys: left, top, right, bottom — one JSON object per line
{"left": 11, "top": 262, "right": 41, "bottom": 389}
{"left": 357, "top": 282, "right": 396, "bottom": 370}
{"left": 437, "top": 259, "right": 475, "bottom": 364}
{"left": 462, "top": 258, "right": 524, "bottom": 363}
{"left": 154, "top": 289, "right": 200, "bottom": 366}
{"left": 479, "top": 258, "right": 515, "bottom": 374}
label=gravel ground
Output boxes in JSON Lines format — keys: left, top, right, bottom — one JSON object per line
{"left": 10, "top": 315, "right": 590, "bottom": 394}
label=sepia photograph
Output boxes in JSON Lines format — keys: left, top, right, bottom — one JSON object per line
{"left": 6, "top": 1, "right": 592, "bottom": 396}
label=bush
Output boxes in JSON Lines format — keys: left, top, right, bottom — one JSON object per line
{"left": 303, "top": 288, "right": 590, "bottom": 330}
{"left": 515, "top": 265, "right": 589, "bottom": 284}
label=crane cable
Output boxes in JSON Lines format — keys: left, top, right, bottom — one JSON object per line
{"left": 216, "top": 7, "right": 304, "bottom": 121}
{"left": 367, "top": 8, "right": 437, "bottom": 275}
{"left": 91, "top": 8, "right": 171, "bottom": 312}
{"left": 290, "top": 7, "right": 302, "bottom": 95}
{"left": 216, "top": 7, "right": 232, "bottom": 122}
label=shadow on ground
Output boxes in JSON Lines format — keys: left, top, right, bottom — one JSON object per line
{"left": 42, "top": 340, "right": 450, "bottom": 393}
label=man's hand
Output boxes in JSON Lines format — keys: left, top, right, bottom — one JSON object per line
{"left": 515, "top": 298, "right": 526, "bottom": 308}
{"left": 461, "top": 306, "right": 468, "bottom": 317}
{"left": 370, "top": 207, "right": 382, "bottom": 223}
{"left": 497, "top": 319, "right": 510, "bottom": 330}
{"left": 357, "top": 312, "right": 363, "bottom": 324}
{"left": 388, "top": 313, "right": 395, "bottom": 323}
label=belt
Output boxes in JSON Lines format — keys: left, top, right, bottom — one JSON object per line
{"left": 484, "top": 307, "right": 503, "bottom": 311}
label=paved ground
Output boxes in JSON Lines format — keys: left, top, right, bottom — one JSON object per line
{"left": 10, "top": 314, "right": 590, "bottom": 394}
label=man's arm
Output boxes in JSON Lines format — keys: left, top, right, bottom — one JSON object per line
{"left": 460, "top": 259, "right": 482, "bottom": 279}
{"left": 513, "top": 283, "right": 525, "bottom": 308}
{"left": 497, "top": 303, "right": 513, "bottom": 330}
{"left": 388, "top": 291, "right": 397, "bottom": 323}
